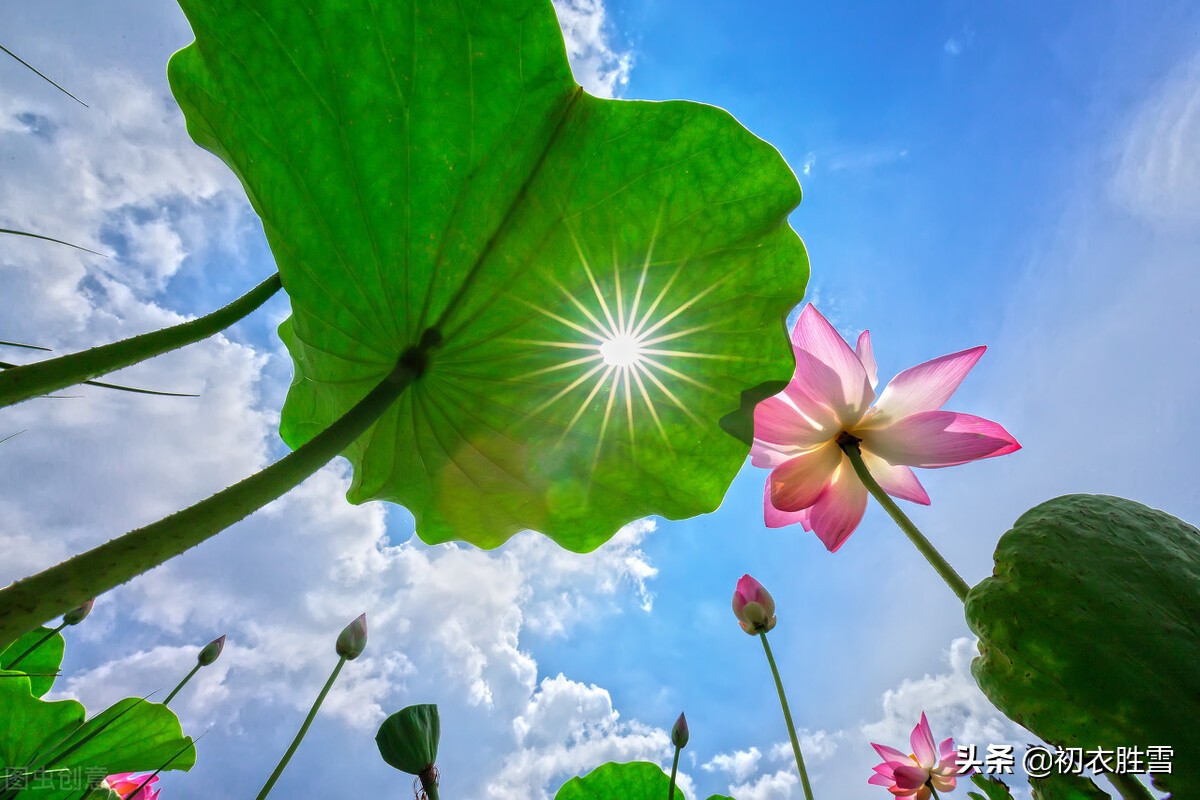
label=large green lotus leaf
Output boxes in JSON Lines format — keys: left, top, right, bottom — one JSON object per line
{"left": 555, "top": 761, "right": 683, "bottom": 800}
{"left": 0, "top": 627, "right": 65, "bottom": 697}
{"left": 1029, "top": 773, "right": 1110, "bottom": 800}
{"left": 167, "top": 0, "right": 807, "bottom": 551}
{"left": 968, "top": 774, "right": 1016, "bottom": 800}
{"left": 965, "top": 495, "right": 1200, "bottom": 797}
{"left": 0, "top": 676, "right": 195, "bottom": 798}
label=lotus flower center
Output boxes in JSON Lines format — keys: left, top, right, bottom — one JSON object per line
{"left": 600, "top": 334, "right": 644, "bottom": 367}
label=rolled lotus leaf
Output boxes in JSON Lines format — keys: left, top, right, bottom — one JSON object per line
{"left": 966, "top": 494, "right": 1200, "bottom": 797}
{"left": 376, "top": 703, "right": 440, "bottom": 775}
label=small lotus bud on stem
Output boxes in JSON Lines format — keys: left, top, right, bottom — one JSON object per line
{"left": 63, "top": 599, "right": 95, "bottom": 626}
{"left": 668, "top": 711, "right": 688, "bottom": 799}
{"left": 198, "top": 634, "right": 226, "bottom": 666}
{"left": 256, "top": 615, "right": 367, "bottom": 800}
{"left": 336, "top": 613, "right": 368, "bottom": 660}
{"left": 5, "top": 600, "right": 95, "bottom": 670}
{"left": 732, "top": 575, "right": 777, "bottom": 635}
{"left": 671, "top": 712, "right": 689, "bottom": 749}
{"left": 165, "top": 633, "right": 227, "bottom": 706}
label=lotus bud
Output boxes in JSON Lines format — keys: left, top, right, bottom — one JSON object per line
{"left": 198, "top": 634, "right": 226, "bottom": 666}
{"left": 732, "top": 574, "right": 777, "bottom": 635}
{"left": 671, "top": 712, "right": 689, "bottom": 749}
{"left": 336, "top": 613, "right": 368, "bottom": 660}
{"left": 63, "top": 599, "right": 94, "bottom": 626}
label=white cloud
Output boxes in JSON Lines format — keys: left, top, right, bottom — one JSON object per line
{"left": 730, "top": 768, "right": 800, "bottom": 800}
{"left": 768, "top": 729, "right": 842, "bottom": 766}
{"left": 0, "top": 68, "right": 250, "bottom": 342}
{"left": 552, "top": 0, "right": 633, "bottom": 98}
{"left": 861, "top": 637, "right": 1026, "bottom": 752}
{"left": 1112, "top": 51, "right": 1200, "bottom": 227}
{"left": 943, "top": 28, "right": 975, "bottom": 57}
{"left": 703, "top": 745, "right": 763, "bottom": 782}
{"left": 492, "top": 674, "right": 686, "bottom": 800}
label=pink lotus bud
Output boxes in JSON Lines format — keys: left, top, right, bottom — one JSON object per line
{"left": 198, "top": 634, "right": 226, "bottom": 666}
{"left": 63, "top": 599, "right": 94, "bottom": 626}
{"left": 671, "top": 712, "right": 689, "bottom": 749}
{"left": 336, "top": 613, "right": 368, "bottom": 660}
{"left": 732, "top": 574, "right": 777, "bottom": 635}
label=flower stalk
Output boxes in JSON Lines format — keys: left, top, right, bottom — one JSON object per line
{"left": 255, "top": 657, "right": 345, "bottom": 800}
{"left": 256, "top": 616, "right": 364, "bottom": 800}
{"left": 839, "top": 438, "right": 970, "bottom": 603}
{"left": 162, "top": 663, "right": 200, "bottom": 707}
{"left": 759, "top": 632, "right": 815, "bottom": 800}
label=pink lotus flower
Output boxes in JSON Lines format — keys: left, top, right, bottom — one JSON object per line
{"left": 753, "top": 305, "right": 1019, "bottom": 552}
{"left": 869, "top": 713, "right": 964, "bottom": 798}
{"left": 731, "top": 574, "right": 777, "bottom": 635}
{"left": 103, "top": 773, "right": 160, "bottom": 800}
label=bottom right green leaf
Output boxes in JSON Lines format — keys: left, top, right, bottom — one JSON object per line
{"left": 965, "top": 494, "right": 1198, "bottom": 797}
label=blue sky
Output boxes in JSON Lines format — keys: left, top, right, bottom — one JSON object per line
{"left": 1, "top": 1, "right": 1197, "bottom": 798}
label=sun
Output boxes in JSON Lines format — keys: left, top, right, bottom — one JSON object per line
{"left": 598, "top": 332, "right": 645, "bottom": 368}
{"left": 504, "top": 228, "right": 740, "bottom": 461}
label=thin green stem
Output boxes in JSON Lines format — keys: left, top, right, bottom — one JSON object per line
{"left": 1108, "top": 773, "right": 1156, "bottom": 800}
{"left": 4, "top": 622, "right": 66, "bottom": 669}
{"left": 759, "top": 632, "right": 815, "bottom": 800}
{"left": 0, "top": 273, "right": 281, "bottom": 408}
{"left": 927, "top": 784, "right": 941, "bottom": 800}
{"left": 0, "top": 353, "right": 423, "bottom": 644}
{"left": 668, "top": 747, "right": 680, "bottom": 800}
{"left": 163, "top": 663, "right": 201, "bottom": 706}
{"left": 0, "top": 45, "right": 88, "bottom": 106}
{"left": 839, "top": 439, "right": 970, "bottom": 603}
{"left": 255, "top": 658, "right": 345, "bottom": 800}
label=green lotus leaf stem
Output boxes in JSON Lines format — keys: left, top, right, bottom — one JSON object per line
{"left": 0, "top": 350, "right": 425, "bottom": 644}
{"left": 0, "top": 272, "right": 281, "bottom": 408}
{"left": 1108, "top": 773, "right": 1156, "bottom": 800}
{"left": 840, "top": 439, "right": 970, "bottom": 603}
{"left": 255, "top": 657, "right": 346, "bottom": 800}
{"left": 759, "top": 632, "right": 815, "bottom": 800}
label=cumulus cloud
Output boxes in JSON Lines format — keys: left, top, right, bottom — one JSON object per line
{"left": 0, "top": 69, "right": 250, "bottom": 342}
{"left": 703, "top": 745, "right": 763, "bottom": 782}
{"left": 730, "top": 768, "right": 800, "bottom": 800}
{"left": 860, "top": 637, "right": 1025, "bottom": 751}
{"left": 552, "top": 0, "right": 633, "bottom": 98}
{"left": 768, "top": 730, "right": 842, "bottom": 765}
{"left": 492, "top": 674, "right": 686, "bottom": 799}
